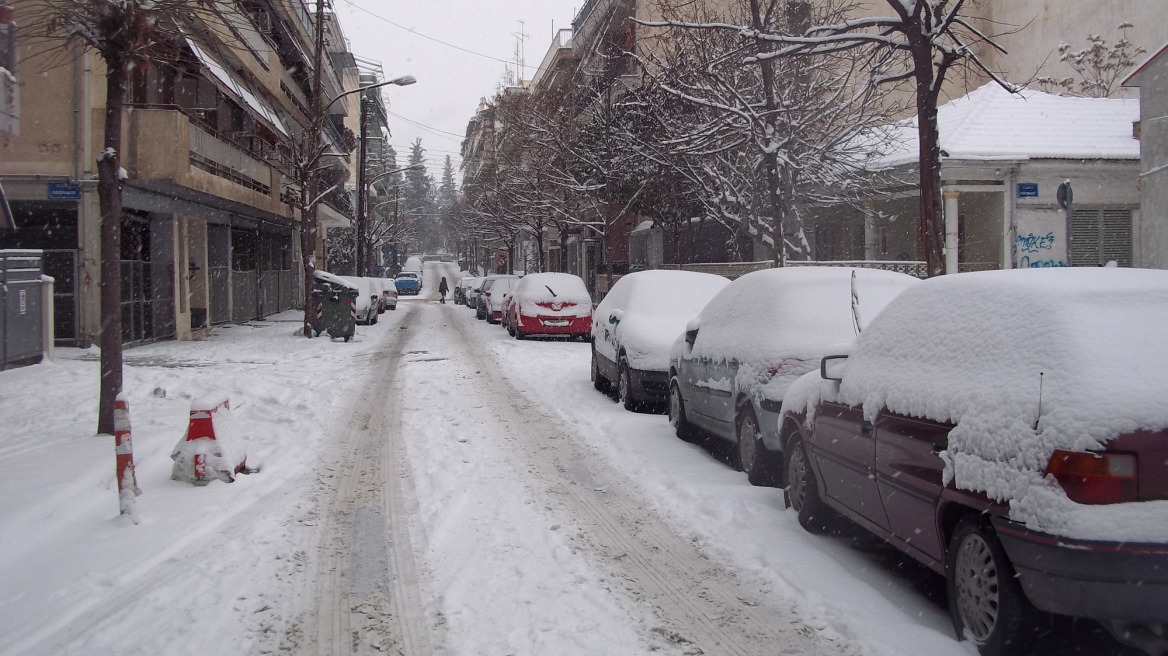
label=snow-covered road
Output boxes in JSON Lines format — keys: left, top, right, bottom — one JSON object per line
{"left": 0, "top": 261, "right": 1138, "bottom": 655}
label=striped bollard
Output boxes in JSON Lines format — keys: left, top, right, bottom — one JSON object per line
{"left": 114, "top": 393, "right": 142, "bottom": 517}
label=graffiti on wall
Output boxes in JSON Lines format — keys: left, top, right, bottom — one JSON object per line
{"left": 1016, "top": 231, "right": 1067, "bottom": 268}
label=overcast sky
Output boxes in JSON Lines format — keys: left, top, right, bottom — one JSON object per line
{"left": 335, "top": 0, "right": 581, "bottom": 182}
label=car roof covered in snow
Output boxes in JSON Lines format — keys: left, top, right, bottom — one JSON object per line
{"left": 688, "top": 266, "right": 918, "bottom": 364}
{"left": 513, "top": 272, "right": 591, "bottom": 304}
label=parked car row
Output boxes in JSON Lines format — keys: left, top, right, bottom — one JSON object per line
{"left": 339, "top": 275, "right": 397, "bottom": 324}
{"left": 457, "top": 272, "right": 595, "bottom": 341}
{"left": 583, "top": 265, "right": 1168, "bottom": 656}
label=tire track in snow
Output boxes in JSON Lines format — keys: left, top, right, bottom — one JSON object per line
{"left": 297, "top": 303, "right": 443, "bottom": 656}
{"left": 444, "top": 312, "right": 860, "bottom": 656}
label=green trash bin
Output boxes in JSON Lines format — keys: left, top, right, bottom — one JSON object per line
{"left": 312, "top": 272, "right": 359, "bottom": 341}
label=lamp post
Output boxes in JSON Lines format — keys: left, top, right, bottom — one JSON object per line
{"left": 353, "top": 76, "right": 416, "bottom": 275}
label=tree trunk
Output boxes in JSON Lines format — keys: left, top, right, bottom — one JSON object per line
{"left": 750, "top": 0, "right": 786, "bottom": 268}
{"left": 912, "top": 39, "right": 946, "bottom": 277}
{"left": 97, "top": 55, "right": 127, "bottom": 436}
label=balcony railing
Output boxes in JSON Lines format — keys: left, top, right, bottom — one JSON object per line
{"left": 189, "top": 123, "right": 273, "bottom": 195}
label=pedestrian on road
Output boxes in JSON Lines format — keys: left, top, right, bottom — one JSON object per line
{"left": 438, "top": 277, "right": 449, "bottom": 303}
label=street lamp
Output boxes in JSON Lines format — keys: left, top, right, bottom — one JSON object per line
{"left": 325, "top": 75, "right": 416, "bottom": 112}
{"left": 353, "top": 76, "right": 416, "bottom": 275}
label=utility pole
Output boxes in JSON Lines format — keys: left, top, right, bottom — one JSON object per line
{"left": 355, "top": 94, "right": 369, "bottom": 275}
{"left": 300, "top": 0, "right": 325, "bottom": 337}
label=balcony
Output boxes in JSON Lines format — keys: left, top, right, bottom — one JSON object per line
{"left": 124, "top": 108, "right": 287, "bottom": 217}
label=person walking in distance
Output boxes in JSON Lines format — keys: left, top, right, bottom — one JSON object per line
{"left": 438, "top": 277, "right": 449, "bottom": 304}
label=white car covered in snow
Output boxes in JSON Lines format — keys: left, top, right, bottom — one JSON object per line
{"left": 668, "top": 266, "right": 918, "bottom": 484}
{"left": 339, "top": 276, "right": 381, "bottom": 325}
{"left": 779, "top": 267, "right": 1168, "bottom": 656}
{"left": 591, "top": 270, "right": 729, "bottom": 411}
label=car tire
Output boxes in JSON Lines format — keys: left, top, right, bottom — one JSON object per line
{"left": 591, "top": 347, "right": 611, "bottom": 393}
{"left": 787, "top": 437, "right": 832, "bottom": 533}
{"left": 669, "top": 379, "right": 697, "bottom": 442}
{"left": 735, "top": 406, "right": 767, "bottom": 479}
{"left": 617, "top": 358, "right": 635, "bottom": 411}
{"left": 946, "top": 518, "right": 1035, "bottom": 656}
{"left": 507, "top": 321, "right": 515, "bottom": 337}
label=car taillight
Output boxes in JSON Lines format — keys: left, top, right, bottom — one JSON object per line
{"left": 1046, "top": 450, "right": 1138, "bottom": 504}
{"left": 485, "top": 292, "right": 492, "bottom": 297}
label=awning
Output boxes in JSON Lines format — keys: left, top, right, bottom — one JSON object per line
{"left": 185, "top": 37, "right": 290, "bottom": 138}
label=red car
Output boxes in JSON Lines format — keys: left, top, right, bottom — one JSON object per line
{"left": 506, "top": 272, "right": 592, "bottom": 340}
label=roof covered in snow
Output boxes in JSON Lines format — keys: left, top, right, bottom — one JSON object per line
{"left": 874, "top": 84, "right": 1140, "bottom": 169}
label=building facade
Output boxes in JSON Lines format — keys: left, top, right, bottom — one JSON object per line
{"left": 0, "top": 0, "right": 366, "bottom": 347}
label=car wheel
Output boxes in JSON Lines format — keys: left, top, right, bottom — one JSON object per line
{"left": 734, "top": 406, "right": 761, "bottom": 475}
{"left": 591, "top": 347, "right": 610, "bottom": 393}
{"left": 947, "top": 518, "right": 1034, "bottom": 656}
{"left": 669, "top": 379, "right": 697, "bottom": 442}
{"left": 787, "top": 437, "right": 832, "bottom": 533}
{"left": 618, "top": 358, "right": 635, "bottom": 411}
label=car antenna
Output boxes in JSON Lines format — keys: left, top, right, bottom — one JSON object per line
{"left": 545, "top": 285, "right": 557, "bottom": 298}
{"left": 1034, "top": 371, "right": 1044, "bottom": 431}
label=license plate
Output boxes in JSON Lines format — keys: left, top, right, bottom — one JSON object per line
{"left": 542, "top": 319, "right": 569, "bottom": 326}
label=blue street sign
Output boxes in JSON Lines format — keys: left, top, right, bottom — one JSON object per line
{"left": 1017, "top": 183, "right": 1038, "bottom": 198}
{"left": 47, "top": 182, "right": 81, "bottom": 200}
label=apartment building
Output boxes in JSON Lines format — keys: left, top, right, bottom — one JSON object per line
{"left": 0, "top": 0, "right": 366, "bottom": 347}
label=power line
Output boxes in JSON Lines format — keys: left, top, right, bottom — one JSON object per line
{"left": 340, "top": 0, "right": 562, "bottom": 76}
{"left": 386, "top": 109, "right": 467, "bottom": 140}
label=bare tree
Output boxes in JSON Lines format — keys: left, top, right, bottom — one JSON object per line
{"left": 29, "top": 0, "right": 197, "bottom": 434}
{"left": 647, "top": 0, "right": 1013, "bottom": 276}
{"left": 1035, "top": 24, "right": 1146, "bottom": 98}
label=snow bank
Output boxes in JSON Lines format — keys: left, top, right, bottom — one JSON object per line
{"left": 826, "top": 268, "right": 1168, "bottom": 541}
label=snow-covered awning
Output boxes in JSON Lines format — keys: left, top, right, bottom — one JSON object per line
{"left": 872, "top": 83, "right": 1140, "bottom": 170}
{"left": 185, "top": 37, "right": 290, "bottom": 138}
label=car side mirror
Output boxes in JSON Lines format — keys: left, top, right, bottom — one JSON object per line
{"left": 820, "top": 354, "right": 848, "bottom": 381}
{"left": 609, "top": 309, "right": 623, "bottom": 325}
{"left": 684, "top": 328, "right": 698, "bottom": 347}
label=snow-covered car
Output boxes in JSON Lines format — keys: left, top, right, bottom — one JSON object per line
{"left": 454, "top": 276, "right": 478, "bottom": 305}
{"left": 339, "top": 276, "right": 381, "bottom": 325}
{"left": 506, "top": 273, "right": 592, "bottom": 340}
{"left": 402, "top": 255, "right": 424, "bottom": 274}
{"left": 668, "top": 266, "right": 918, "bottom": 483}
{"left": 499, "top": 289, "right": 517, "bottom": 330}
{"left": 478, "top": 274, "right": 520, "bottom": 323}
{"left": 779, "top": 268, "right": 1168, "bottom": 656}
{"left": 375, "top": 277, "right": 398, "bottom": 311}
{"left": 394, "top": 271, "right": 421, "bottom": 296}
{"left": 592, "top": 270, "right": 730, "bottom": 411}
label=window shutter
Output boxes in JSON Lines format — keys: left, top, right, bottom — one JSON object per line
{"left": 1070, "top": 207, "right": 1130, "bottom": 267}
